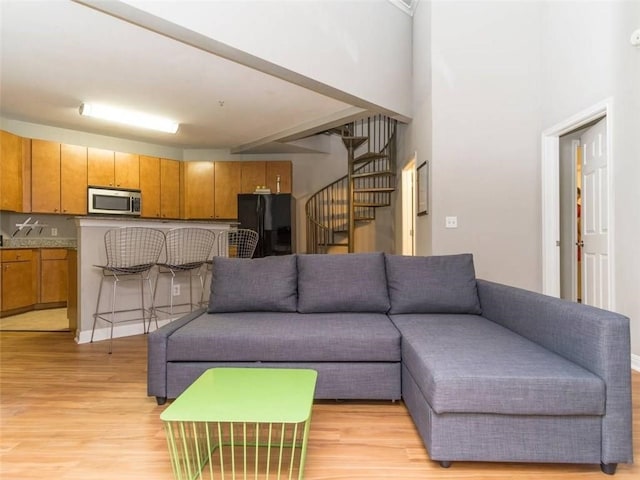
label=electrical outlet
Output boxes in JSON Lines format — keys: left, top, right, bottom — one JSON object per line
{"left": 51, "top": 227, "right": 58, "bottom": 236}
{"left": 445, "top": 216, "right": 458, "bottom": 229}
{"left": 172, "top": 284, "right": 181, "bottom": 296}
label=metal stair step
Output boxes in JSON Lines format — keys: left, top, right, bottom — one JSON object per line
{"left": 351, "top": 171, "right": 395, "bottom": 179}
{"left": 353, "top": 187, "right": 395, "bottom": 193}
{"left": 354, "top": 202, "right": 390, "bottom": 208}
{"left": 342, "top": 136, "right": 368, "bottom": 150}
{"left": 352, "top": 151, "right": 388, "bottom": 165}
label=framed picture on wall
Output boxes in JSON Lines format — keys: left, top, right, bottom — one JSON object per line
{"left": 417, "top": 161, "right": 428, "bottom": 216}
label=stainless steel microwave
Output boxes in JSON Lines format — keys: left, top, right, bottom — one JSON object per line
{"left": 88, "top": 186, "right": 141, "bottom": 216}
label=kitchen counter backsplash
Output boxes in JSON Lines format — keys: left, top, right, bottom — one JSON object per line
{"left": 1, "top": 237, "right": 77, "bottom": 249}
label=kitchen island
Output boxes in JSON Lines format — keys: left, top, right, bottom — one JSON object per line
{"left": 74, "top": 216, "right": 233, "bottom": 344}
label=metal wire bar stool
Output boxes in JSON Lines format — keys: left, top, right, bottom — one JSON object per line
{"left": 154, "top": 227, "right": 217, "bottom": 321}
{"left": 226, "top": 228, "right": 259, "bottom": 258}
{"left": 199, "top": 228, "right": 259, "bottom": 307}
{"left": 91, "top": 227, "right": 165, "bottom": 353}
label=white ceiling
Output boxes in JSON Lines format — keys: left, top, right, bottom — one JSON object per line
{"left": 0, "top": 0, "right": 365, "bottom": 152}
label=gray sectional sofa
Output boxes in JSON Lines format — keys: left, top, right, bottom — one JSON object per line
{"left": 147, "top": 252, "right": 633, "bottom": 474}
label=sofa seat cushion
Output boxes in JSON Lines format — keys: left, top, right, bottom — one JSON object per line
{"left": 167, "top": 311, "right": 401, "bottom": 362}
{"left": 391, "top": 313, "right": 604, "bottom": 416}
{"left": 297, "top": 252, "right": 390, "bottom": 313}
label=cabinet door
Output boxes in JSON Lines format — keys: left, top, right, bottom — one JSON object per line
{"left": 214, "top": 162, "right": 242, "bottom": 219}
{"left": 87, "top": 148, "right": 114, "bottom": 186}
{"left": 160, "top": 158, "right": 181, "bottom": 219}
{"left": 240, "top": 161, "right": 266, "bottom": 193}
{"left": 40, "top": 249, "right": 68, "bottom": 304}
{"left": 114, "top": 152, "right": 139, "bottom": 189}
{"left": 266, "top": 161, "right": 292, "bottom": 194}
{"left": 183, "top": 161, "right": 214, "bottom": 219}
{"left": 0, "top": 131, "right": 24, "bottom": 212}
{"left": 139, "top": 155, "right": 161, "bottom": 218}
{"left": 31, "top": 140, "right": 61, "bottom": 213}
{"left": 1, "top": 250, "right": 34, "bottom": 312}
{"left": 61, "top": 144, "right": 88, "bottom": 215}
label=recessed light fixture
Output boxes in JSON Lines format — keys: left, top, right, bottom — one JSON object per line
{"left": 79, "top": 103, "right": 179, "bottom": 134}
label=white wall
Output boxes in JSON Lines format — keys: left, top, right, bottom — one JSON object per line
{"left": 116, "top": 0, "right": 412, "bottom": 119}
{"left": 405, "top": 0, "right": 639, "bottom": 358}
{"left": 539, "top": 1, "right": 640, "bottom": 357}
{"left": 411, "top": 1, "right": 543, "bottom": 289}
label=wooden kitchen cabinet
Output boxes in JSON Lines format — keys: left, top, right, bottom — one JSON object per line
{"left": 139, "top": 155, "right": 161, "bottom": 218}
{"left": 87, "top": 147, "right": 114, "bottom": 186}
{"left": 0, "top": 130, "right": 28, "bottom": 212}
{"left": 114, "top": 152, "right": 139, "bottom": 189}
{"left": 32, "top": 141, "right": 88, "bottom": 215}
{"left": 1, "top": 249, "right": 36, "bottom": 315}
{"left": 39, "top": 248, "right": 68, "bottom": 305}
{"left": 240, "top": 161, "right": 266, "bottom": 193}
{"left": 239, "top": 161, "right": 292, "bottom": 194}
{"left": 60, "top": 144, "right": 88, "bottom": 215}
{"left": 266, "top": 161, "right": 292, "bottom": 194}
{"left": 88, "top": 148, "right": 139, "bottom": 189}
{"left": 214, "top": 162, "right": 242, "bottom": 219}
{"left": 183, "top": 161, "right": 214, "bottom": 219}
{"left": 160, "top": 159, "right": 181, "bottom": 219}
{"left": 31, "top": 139, "right": 61, "bottom": 213}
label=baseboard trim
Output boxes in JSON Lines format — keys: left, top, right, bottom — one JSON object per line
{"left": 76, "top": 318, "right": 174, "bottom": 344}
{"left": 631, "top": 354, "right": 640, "bottom": 372}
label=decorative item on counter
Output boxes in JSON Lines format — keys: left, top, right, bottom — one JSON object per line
{"left": 276, "top": 175, "right": 281, "bottom": 194}
{"left": 253, "top": 185, "right": 271, "bottom": 194}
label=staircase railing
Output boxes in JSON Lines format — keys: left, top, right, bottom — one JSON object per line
{"left": 306, "top": 115, "right": 397, "bottom": 254}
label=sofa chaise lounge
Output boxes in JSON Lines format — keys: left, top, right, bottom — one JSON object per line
{"left": 147, "top": 252, "right": 633, "bottom": 474}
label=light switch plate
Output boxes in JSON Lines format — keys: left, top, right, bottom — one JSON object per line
{"left": 51, "top": 227, "right": 58, "bottom": 236}
{"left": 445, "top": 216, "right": 458, "bottom": 228}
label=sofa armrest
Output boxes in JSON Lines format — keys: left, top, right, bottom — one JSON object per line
{"left": 477, "top": 279, "right": 633, "bottom": 464}
{"left": 147, "top": 308, "right": 207, "bottom": 399}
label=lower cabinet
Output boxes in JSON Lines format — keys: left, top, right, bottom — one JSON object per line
{"left": 0, "top": 248, "right": 69, "bottom": 317}
{"left": 1, "top": 249, "right": 36, "bottom": 315}
{"left": 39, "top": 249, "right": 68, "bottom": 305}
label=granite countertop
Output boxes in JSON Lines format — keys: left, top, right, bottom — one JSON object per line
{"left": 1, "top": 238, "right": 77, "bottom": 249}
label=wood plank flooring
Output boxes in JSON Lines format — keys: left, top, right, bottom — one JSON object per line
{"left": 1, "top": 331, "right": 638, "bottom": 479}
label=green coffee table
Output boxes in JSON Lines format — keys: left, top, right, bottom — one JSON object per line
{"left": 161, "top": 368, "right": 318, "bottom": 480}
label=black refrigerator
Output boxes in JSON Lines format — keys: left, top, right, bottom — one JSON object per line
{"left": 237, "top": 194, "right": 295, "bottom": 257}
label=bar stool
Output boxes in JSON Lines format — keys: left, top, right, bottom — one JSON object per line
{"left": 91, "top": 227, "right": 165, "bottom": 353}
{"left": 153, "top": 227, "right": 217, "bottom": 320}
{"left": 199, "top": 228, "right": 259, "bottom": 306}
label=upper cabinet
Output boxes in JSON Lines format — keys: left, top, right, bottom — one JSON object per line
{"left": 87, "top": 148, "right": 139, "bottom": 189}
{"left": 214, "top": 162, "right": 242, "bottom": 219}
{"left": 31, "top": 140, "right": 61, "bottom": 213}
{"left": 240, "top": 162, "right": 266, "bottom": 193}
{"left": 0, "top": 130, "right": 28, "bottom": 212}
{"left": 160, "top": 159, "right": 181, "bottom": 219}
{"left": 139, "top": 156, "right": 181, "bottom": 219}
{"left": 60, "top": 144, "right": 88, "bottom": 215}
{"left": 266, "top": 161, "right": 292, "bottom": 194}
{"left": 31, "top": 140, "right": 88, "bottom": 215}
{"left": 239, "top": 161, "right": 292, "bottom": 194}
{"left": 183, "top": 161, "right": 215, "bottom": 219}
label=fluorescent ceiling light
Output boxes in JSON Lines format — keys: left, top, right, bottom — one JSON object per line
{"left": 79, "top": 103, "right": 179, "bottom": 134}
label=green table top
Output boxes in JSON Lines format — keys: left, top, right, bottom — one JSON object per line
{"left": 160, "top": 368, "right": 318, "bottom": 424}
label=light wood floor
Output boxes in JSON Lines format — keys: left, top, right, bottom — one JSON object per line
{"left": 0, "top": 308, "right": 69, "bottom": 332}
{"left": 0, "top": 332, "right": 638, "bottom": 480}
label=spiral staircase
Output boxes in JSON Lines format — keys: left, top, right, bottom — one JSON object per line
{"left": 305, "top": 115, "right": 398, "bottom": 253}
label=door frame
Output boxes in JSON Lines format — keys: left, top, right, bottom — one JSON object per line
{"left": 541, "top": 98, "right": 614, "bottom": 306}
{"left": 401, "top": 153, "right": 417, "bottom": 255}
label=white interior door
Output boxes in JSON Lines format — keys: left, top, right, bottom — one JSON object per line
{"left": 580, "top": 118, "right": 609, "bottom": 309}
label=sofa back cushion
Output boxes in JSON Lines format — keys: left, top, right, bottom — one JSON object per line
{"left": 297, "top": 252, "right": 390, "bottom": 313}
{"left": 385, "top": 253, "right": 481, "bottom": 314}
{"left": 207, "top": 255, "right": 297, "bottom": 312}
